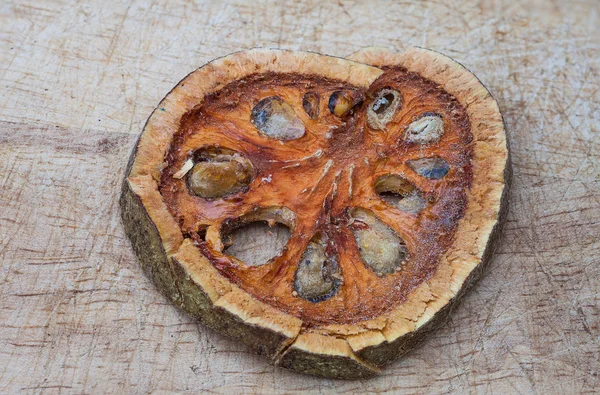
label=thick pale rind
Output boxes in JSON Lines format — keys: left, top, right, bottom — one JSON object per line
{"left": 339, "top": 47, "right": 511, "bottom": 366}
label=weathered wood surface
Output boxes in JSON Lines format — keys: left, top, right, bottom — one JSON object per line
{"left": 1, "top": 0, "right": 599, "bottom": 393}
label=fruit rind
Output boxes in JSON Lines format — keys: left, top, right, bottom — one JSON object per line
{"left": 120, "top": 47, "right": 510, "bottom": 378}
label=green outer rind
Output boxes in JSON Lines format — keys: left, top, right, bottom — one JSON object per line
{"left": 277, "top": 349, "right": 379, "bottom": 379}
{"left": 120, "top": 179, "right": 182, "bottom": 305}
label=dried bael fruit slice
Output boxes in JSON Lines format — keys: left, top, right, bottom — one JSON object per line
{"left": 120, "top": 48, "right": 510, "bottom": 379}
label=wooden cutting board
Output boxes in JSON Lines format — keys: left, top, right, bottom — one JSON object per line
{"left": 1, "top": 0, "right": 598, "bottom": 393}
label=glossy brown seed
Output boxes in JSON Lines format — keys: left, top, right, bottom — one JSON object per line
{"left": 302, "top": 91, "right": 320, "bottom": 119}
{"left": 188, "top": 153, "right": 253, "bottom": 199}
{"left": 328, "top": 91, "right": 353, "bottom": 117}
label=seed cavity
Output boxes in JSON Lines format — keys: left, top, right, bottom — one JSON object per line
{"left": 251, "top": 96, "right": 305, "bottom": 140}
{"left": 350, "top": 208, "right": 407, "bottom": 275}
{"left": 405, "top": 114, "right": 444, "bottom": 144}
{"left": 187, "top": 147, "right": 254, "bottom": 199}
{"left": 367, "top": 88, "right": 402, "bottom": 130}
{"left": 302, "top": 92, "right": 320, "bottom": 120}
{"left": 221, "top": 207, "right": 295, "bottom": 266}
{"left": 224, "top": 222, "right": 291, "bottom": 267}
{"left": 328, "top": 91, "right": 354, "bottom": 117}
{"left": 374, "top": 174, "right": 427, "bottom": 215}
{"left": 407, "top": 157, "right": 450, "bottom": 180}
{"left": 294, "top": 234, "right": 340, "bottom": 302}
{"left": 372, "top": 93, "right": 395, "bottom": 114}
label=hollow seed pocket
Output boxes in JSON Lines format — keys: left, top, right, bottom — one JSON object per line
{"left": 120, "top": 47, "right": 510, "bottom": 379}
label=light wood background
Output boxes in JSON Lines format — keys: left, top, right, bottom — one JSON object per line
{"left": 1, "top": 0, "right": 599, "bottom": 393}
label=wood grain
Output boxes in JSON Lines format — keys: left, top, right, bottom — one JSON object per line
{"left": 1, "top": 0, "right": 598, "bottom": 393}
